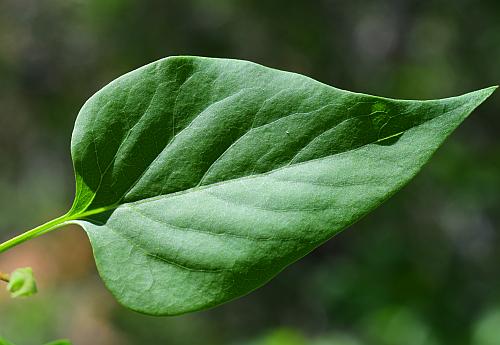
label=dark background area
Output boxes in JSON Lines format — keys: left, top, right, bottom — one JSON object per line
{"left": 0, "top": 0, "right": 499, "bottom": 344}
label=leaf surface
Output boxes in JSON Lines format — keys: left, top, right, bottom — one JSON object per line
{"left": 66, "top": 56, "right": 495, "bottom": 315}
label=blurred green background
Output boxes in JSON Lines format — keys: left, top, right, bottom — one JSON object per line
{"left": 0, "top": 0, "right": 499, "bottom": 344}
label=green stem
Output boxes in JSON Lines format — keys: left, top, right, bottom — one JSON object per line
{"left": 0, "top": 206, "right": 116, "bottom": 255}
{"left": 0, "top": 215, "right": 69, "bottom": 254}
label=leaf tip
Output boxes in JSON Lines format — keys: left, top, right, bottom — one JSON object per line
{"left": 450, "top": 85, "right": 498, "bottom": 116}
{"left": 477, "top": 85, "right": 498, "bottom": 100}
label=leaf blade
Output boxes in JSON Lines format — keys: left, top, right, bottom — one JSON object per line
{"left": 69, "top": 56, "right": 496, "bottom": 315}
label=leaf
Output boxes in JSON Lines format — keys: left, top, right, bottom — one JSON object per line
{"left": 59, "top": 57, "right": 495, "bottom": 315}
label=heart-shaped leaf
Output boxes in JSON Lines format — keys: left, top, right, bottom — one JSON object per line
{"left": 2, "top": 56, "right": 495, "bottom": 315}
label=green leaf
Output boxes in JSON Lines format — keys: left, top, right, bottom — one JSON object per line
{"left": 2, "top": 57, "right": 494, "bottom": 315}
{"left": 6, "top": 267, "right": 37, "bottom": 298}
{"left": 65, "top": 57, "right": 496, "bottom": 315}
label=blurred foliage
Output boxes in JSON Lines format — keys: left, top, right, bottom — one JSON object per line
{"left": 0, "top": 0, "right": 498, "bottom": 344}
{"left": 0, "top": 337, "right": 71, "bottom": 345}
